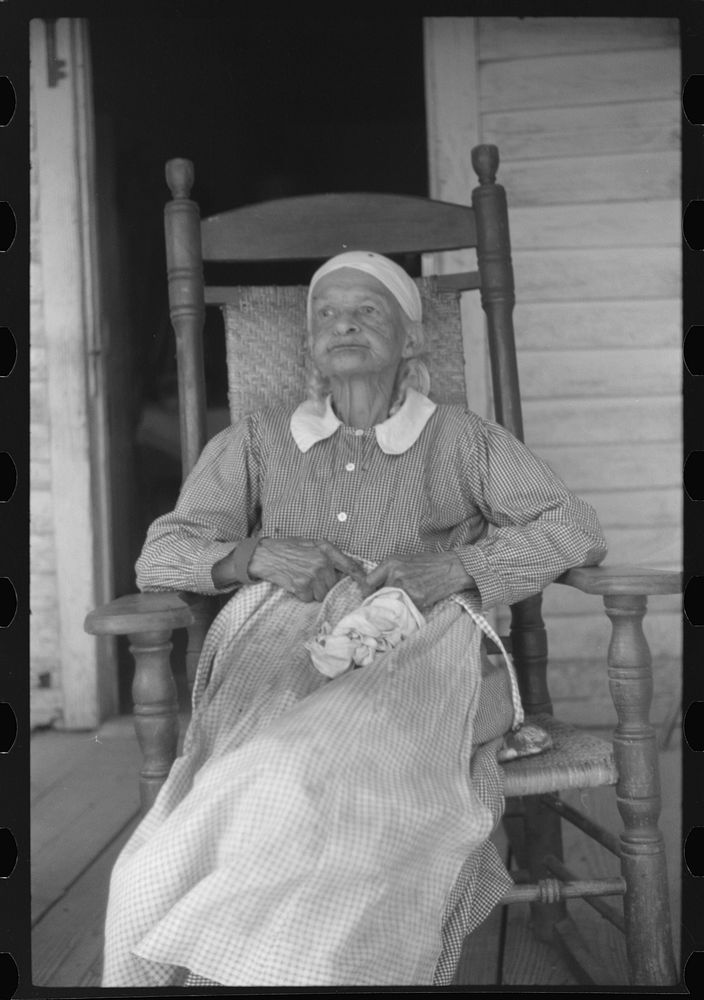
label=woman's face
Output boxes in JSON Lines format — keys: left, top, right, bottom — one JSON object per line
{"left": 309, "top": 269, "right": 411, "bottom": 381}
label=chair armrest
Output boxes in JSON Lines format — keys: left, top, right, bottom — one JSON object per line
{"left": 556, "top": 565, "right": 682, "bottom": 597}
{"left": 84, "top": 591, "right": 211, "bottom": 636}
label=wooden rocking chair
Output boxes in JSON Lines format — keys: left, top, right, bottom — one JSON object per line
{"left": 85, "top": 145, "right": 680, "bottom": 987}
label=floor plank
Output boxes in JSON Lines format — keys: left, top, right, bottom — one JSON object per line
{"left": 31, "top": 727, "right": 102, "bottom": 808}
{"left": 32, "top": 818, "right": 138, "bottom": 987}
{"left": 31, "top": 717, "right": 143, "bottom": 924}
{"left": 502, "top": 903, "right": 578, "bottom": 985}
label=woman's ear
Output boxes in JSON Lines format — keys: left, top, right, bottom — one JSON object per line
{"left": 401, "top": 319, "right": 424, "bottom": 358}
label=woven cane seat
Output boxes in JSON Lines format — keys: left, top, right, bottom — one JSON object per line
{"left": 501, "top": 714, "right": 617, "bottom": 797}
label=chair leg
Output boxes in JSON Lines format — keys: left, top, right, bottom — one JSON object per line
{"left": 503, "top": 796, "right": 570, "bottom": 945}
{"left": 129, "top": 628, "right": 179, "bottom": 815}
{"left": 508, "top": 594, "right": 569, "bottom": 942}
{"left": 604, "top": 595, "right": 677, "bottom": 986}
{"left": 521, "top": 795, "right": 569, "bottom": 943}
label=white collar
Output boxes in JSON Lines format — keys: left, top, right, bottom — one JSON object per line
{"left": 290, "top": 387, "right": 437, "bottom": 455}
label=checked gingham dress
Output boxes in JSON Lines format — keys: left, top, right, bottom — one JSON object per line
{"left": 102, "top": 392, "right": 606, "bottom": 987}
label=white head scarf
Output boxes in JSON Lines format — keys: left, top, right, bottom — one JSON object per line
{"left": 306, "top": 250, "right": 423, "bottom": 328}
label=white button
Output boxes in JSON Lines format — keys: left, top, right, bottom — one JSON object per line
{"left": 337, "top": 512, "right": 348, "bottom": 522}
{"left": 345, "top": 462, "right": 355, "bottom": 472}
{"left": 354, "top": 428, "right": 364, "bottom": 436}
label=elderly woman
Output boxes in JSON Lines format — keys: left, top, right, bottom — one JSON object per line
{"left": 102, "top": 251, "right": 606, "bottom": 988}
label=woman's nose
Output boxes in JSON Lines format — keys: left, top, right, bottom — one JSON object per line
{"left": 334, "top": 313, "right": 359, "bottom": 336}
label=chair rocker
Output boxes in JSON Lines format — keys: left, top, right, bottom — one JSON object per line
{"left": 85, "top": 144, "right": 680, "bottom": 987}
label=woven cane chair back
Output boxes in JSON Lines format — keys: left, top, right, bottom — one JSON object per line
{"left": 221, "top": 279, "right": 467, "bottom": 424}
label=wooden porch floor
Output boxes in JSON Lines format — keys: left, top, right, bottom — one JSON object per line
{"left": 31, "top": 714, "right": 682, "bottom": 988}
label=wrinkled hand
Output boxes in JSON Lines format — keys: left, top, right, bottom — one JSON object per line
{"left": 248, "top": 537, "right": 366, "bottom": 603}
{"left": 361, "top": 551, "right": 475, "bottom": 612}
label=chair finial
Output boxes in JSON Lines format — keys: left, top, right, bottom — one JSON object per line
{"left": 471, "top": 145, "right": 499, "bottom": 185}
{"left": 166, "top": 158, "right": 195, "bottom": 199}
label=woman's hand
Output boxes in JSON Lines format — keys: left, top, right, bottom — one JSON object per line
{"left": 248, "top": 537, "right": 366, "bottom": 603}
{"left": 361, "top": 551, "right": 475, "bottom": 612}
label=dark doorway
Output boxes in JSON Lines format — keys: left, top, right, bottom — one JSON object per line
{"left": 89, "top": 16, "right": 428, "bottom": 709}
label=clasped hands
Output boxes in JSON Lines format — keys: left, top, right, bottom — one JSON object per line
{"left": 243, "top": 536, "right": 475, "bottom": 612}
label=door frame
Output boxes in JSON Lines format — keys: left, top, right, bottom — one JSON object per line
{"left": 31, "top": 17, "right": 117, "bottom": 727}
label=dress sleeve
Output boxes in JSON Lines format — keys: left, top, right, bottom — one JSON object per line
{"left": 135, "top": 415, "right": 262, "bottom": 595}
{"left": 454, "top": 415, "right": 608, "bottom": 610}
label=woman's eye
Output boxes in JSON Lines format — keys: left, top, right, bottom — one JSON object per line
{"left": 360, "top": 305, "right": 378, "bottom": 315}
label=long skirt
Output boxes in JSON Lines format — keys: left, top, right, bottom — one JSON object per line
{"left": 101, "top": 576, "right": 518, "bottom": 987}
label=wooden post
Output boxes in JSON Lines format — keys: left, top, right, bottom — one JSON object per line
{"left": 471, "top": 144, "right": 523, "bottom": 441}
{"left": 85, "top": 592, "right": 209, "bottom": 808}
{"left": 164, "top": 158, "right": 208, "bottom": 482}
{"left": 129, "top": 629, "right": 179, "bottom": 814}
{"left": 603, "top": 594, "right": 676, "bottom": 985}
{"left": 32, "top": 18, "right": 118, "bottom": 726}
{"left": 510, "top": 592, "right": 550, "bottom": 715}
{"left": 472, "top": 143, "right": 563, "bottom": 940}
{"left": 422, "top": 17, "right": 491, "bottom": 421}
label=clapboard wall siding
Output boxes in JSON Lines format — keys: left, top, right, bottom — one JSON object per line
{"left": 514, "top": 247, "right": 678, "bottom": 301}
{"left": 538, "top": 443, "right": 680, "bottom": 493}
{"left": 471, "top": 16, "right": 682, "bottom": 700}
{"left": 545, "top": 610, "right": 680, "bottom": 663}
{"left": 479, "top": 49, "right": 679, "bottom": 112}
{"left": 542, "top": 585, "right": 681, "bottom": 620}
{"left": 499, "top": 151, "right": 679, "bottom": 207}
{"left": 523, "top": 398, "right": 680, "bottom": 446}
{"left": 483, "top": 100, "right": 681, "bottom": 161}
{"left": 577, "top": 525, "right": 680, "bottom": 567}
{"left": 478, "top": 17, "right": 679, "bottom": 60}
{"left": 519, "top": 348, "right": 680, "bottom": 399}
{"left": 576, "top": 488, "right": 681, "bottom": 529}
{"left": 510, "top": 200, "right": 680, "bottom": 250}
{"left": 514, "top": 300, "right": 680, "bottom": 350}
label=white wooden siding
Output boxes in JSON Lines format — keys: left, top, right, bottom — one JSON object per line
{"left": 30, "top": 69, "right": 63, "bottom": 728}
{"left": 474, "top": 16, "right": 681, "bottom": 678}
{"left": 498, "top": 152, "right": 679, "bottom": 209}
{"left": 483, "top": 100, "right": 681, "bottom": 161}
{"left": 480, "top": 50, "right": 679, "bottom": 112}
{"left": 515, "top": 299, "right": 679, "bottom": 349}
{"left": 477, "top": 16, "right": 679, "bottom": 59}
{"left": 30, "top": 19, "right": 118, "bottom": 729}
{"left": 422, "top": 18, "right": 490, "bottom": 422}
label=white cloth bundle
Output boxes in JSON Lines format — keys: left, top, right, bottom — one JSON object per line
{"left": 305, "top": 586, "right": 425, "bottom": 678}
